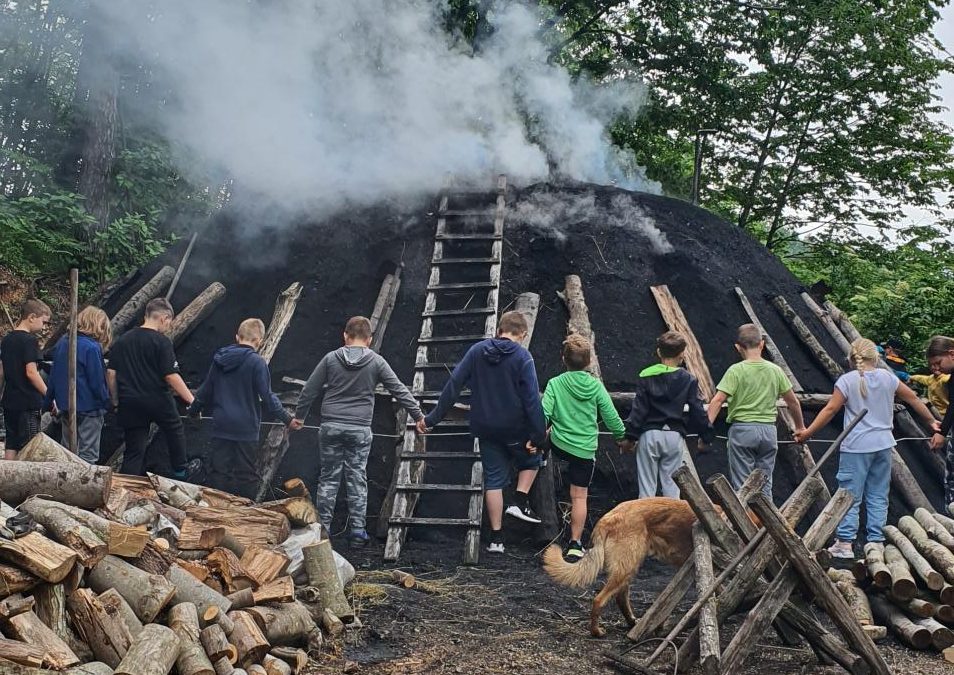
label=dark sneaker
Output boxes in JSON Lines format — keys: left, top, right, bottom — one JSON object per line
{"left": 349, "top": 529, "right": 370, "bottom": 547}
{"left": 173, "top": 458, "right": 202, "bottom": 481}
{"left": 505, "top": 503, "right": 542, "bottom": 524}
{"left": 564, "top": 540, "right": 585, "bottom": 562}
{"left": 486, "top": 541, "right": 505, "bottom": 554}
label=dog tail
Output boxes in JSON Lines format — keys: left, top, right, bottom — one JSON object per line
{"left": 542, "top": 538, "right": 605, "bottom": 589}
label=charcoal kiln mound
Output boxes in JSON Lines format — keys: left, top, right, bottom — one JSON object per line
{"left": 103, "top": 180, "right": 943, "bottom": 541}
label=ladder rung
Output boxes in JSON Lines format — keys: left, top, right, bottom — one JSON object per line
{"left": 422, "top": 308, "right": 495, "bottom": 317}
{"left": 396, "top": 484, "right": 482, "bottom": 492}
{"left": 426, "top": 282, "right": 496, "bottom": 291}
{"left": 431, "top": 257, "right": 499, "bottom": 265}
{"left": 418, "top": 334, "right": 486, "bottom": 344}
{"left": 399, "top": 452, "right": 477, "bottom": 460}
{"left": 389, "top": 517, "right": 480, "bottom": 526}
{"left": 436, "top": 233, "right": 502, "bottom": 241}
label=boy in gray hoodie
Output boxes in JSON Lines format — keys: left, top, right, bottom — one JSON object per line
{"left": 292, "top": 316, "right": 424, "bottom": 546}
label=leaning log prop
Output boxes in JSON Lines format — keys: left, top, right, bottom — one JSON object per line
{"left": 110, "top": 266, "right": 176, "bottom": 337}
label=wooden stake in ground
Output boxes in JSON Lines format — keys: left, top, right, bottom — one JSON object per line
{"left": 650, "top": 284, "right": 715, "bottom": 400}
{"left": 302, "top": 541, "right": 353, "bottom": 621}
{"left": 557, "top": 275, "right": 602, "bottom": 380}
{"left": 67, "top": 268, "right": 79, "bottom": 454}
{"left": 691, "top": 523, "right": 719, "bottom": 675}
{"left": 110, "top": 266, "right": 176, "bottom": 337}
{"left": 114, "top": 622, "right": 181, "bottom": 675}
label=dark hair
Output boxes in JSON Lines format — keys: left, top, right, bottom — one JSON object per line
{"left": 497, "top": 311, "right": 528, "bottom": 337}
{"left": 736, "top": 323, "right": 763, "bottom": 349}
{"left": 19, "top": 298, "right": 51, "bottom": 320}
{"left": 926, "top": 336, "right": 954, "bottom": 359}
{"left": 562, "top": 334, "right": 592, "bottom": 371}
{"left": 656, "top": 331, "right": 687, "bottom": 359}
{"left": 144, "top": 298, "right": 174, "bottom": 319}
{"left": 344, "top": 316, "right": 372, "bottom": 340}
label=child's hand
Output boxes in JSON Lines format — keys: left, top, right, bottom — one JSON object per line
{"left": 931, "top": 433, "right": 948, "bottom": 452}
{"left": 415, "top": 419, "right": 430, "bottom": 434}
{"left": 696, "top": 438, "right": 709, "bottom": 453}
{"left": 793, "top": 428, "right": 810, "bottom": 444}
{"left": 288, "top": 418, "right": 304, "bottom": 431}
{"left": 617, "top": 439, "right": 635, "bottom": 454}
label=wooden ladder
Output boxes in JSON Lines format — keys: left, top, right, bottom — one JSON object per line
{"left": 383, "top": 175, "right": 507, "bottom": 564}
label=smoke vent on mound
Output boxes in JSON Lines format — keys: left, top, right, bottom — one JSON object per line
{"left": 100, "top": 181, "right": 944, "bottom": 546}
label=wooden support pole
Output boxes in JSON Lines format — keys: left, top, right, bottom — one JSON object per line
{"left": 749, "top": 494, "right": 892, "bottom": 675}
{"left": 691, "top": 523, "right": 719, "bottom": 675}
{"left": 891, "top": 448, "right": 933, "bottom": 512}
{"left": 801, "top": 292, "right": 853, "bottom": 356}
{"left": 771, "top": 295, "right": 843, "bottom": 380}
{"left": 169, "top": 282, "right": 227, "bottom": 346}
{"left": 558, "top": 275, "right": 602, "bottom": 379}
{"left": 67, "top": 268, "right": 79, "bottom": 454}
{"left": 369, "top": 270, "right": 401, "bottom": 351}
{"left": 166, "top": 231, "right": 199, "bottom": 303}
{"left": 735, "top": 287, "right": 803, "bottom": 391}
{"left": 111, "top": 266, "right": 176, "bottom": 337}
{"left": 649, "top": 284, "right": 715, "bottom": 400}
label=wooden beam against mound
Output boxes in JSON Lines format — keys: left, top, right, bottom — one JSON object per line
{"left": 801, "top": 292, "right": 852, "bottom": 357}
{"left": 734, "top": 287, "right": 802, "bottom": 391}
{"left": 255, "top": 282, "right": 303, "bottom": 503}
{"left": 169, "top": 282, "right": 227, "bottom": 346}
{"left": 650, "top": 284, "right": 716, "bottom": 401}
{"left": 110, "top": 266, "right": 176, "bottom": 338}
{"left": 771, "top": 295, "right": 843, "bottom": 380}
{"left": 557, "top": 275, "right": 601, "bottom": 380}
{"left": 370, "top": 268, "right": 402, "bottom": 352}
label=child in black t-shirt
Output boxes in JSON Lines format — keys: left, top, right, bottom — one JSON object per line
{"left": 0, "top": 299, "right": 52, "bottom": 459}
{"left": 107, "top": 298, "right": 195, "bottom": 476}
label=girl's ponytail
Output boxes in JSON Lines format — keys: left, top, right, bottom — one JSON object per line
{"left": 849, "top": 338, "right": 878, "bottom": 399}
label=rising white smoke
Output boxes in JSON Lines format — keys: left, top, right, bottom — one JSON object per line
{"left": 92, "top": 0, "right": 659, "bottom": 215}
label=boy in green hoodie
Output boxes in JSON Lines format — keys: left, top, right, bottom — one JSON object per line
{"left": 542, "top": 334, "right": 630, "bottom": 561}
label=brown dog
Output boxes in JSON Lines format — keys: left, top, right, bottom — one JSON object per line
{"left": 542, "top": 497, "right": 697, "bottom": 637}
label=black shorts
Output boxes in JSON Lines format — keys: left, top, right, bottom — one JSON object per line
{"left": 551, "top": 443, "right": 595, "bottom": 488}
{"left": 3, "top": 409, "right": 40, "bottom": 451}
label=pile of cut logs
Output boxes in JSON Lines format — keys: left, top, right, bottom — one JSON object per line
{"left": 0, "top": 433, "right": 355, "bottom": 675}
{"left": 850, "top": 506, "right": 954, "bottom": 661}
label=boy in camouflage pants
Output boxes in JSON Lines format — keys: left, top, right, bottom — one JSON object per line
{"left": 292, "top": 317, "right": 424, "bottom": 546}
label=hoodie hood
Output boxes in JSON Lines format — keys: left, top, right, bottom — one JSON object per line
{"left": 555, "top": 370, "right": 602, "bottom": 401}
{"left": 335, "top": 345, "right": 377, "bottom": 370}
{"left": 214, "top": 344, "right": 256, "bottom": 373}
{"left": 481, "top": 338, "right": 521, "bottom": 365}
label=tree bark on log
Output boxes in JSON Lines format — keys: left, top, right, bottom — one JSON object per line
{"left": 228, "top": 577, "right": 294, "bottom": 611}
{"left": 202, "top": 606, "right": 235, "bottom": 635}
{"left": 87, "top": 555, "right": 177, "bottom": 623}
{"left": 869, "top": 592, "right": 930, "bottom": 649}
{"left": 735, "top": 287, "right": 803, "bottom": 391}
{"left": 915, "top": 616, "right": 954, "bottom": 650}
{"left": 302, "top": 542, "right": 352, "bottom": 621}
{"left": 245, "top": 602, "right": 316, "bottom": 647}
{"left": 268, "top": 648, "right": 307, "bottom": 675}
{"left": 826, "top": 569, "right": 875, "bottom": 626}
{"left": 170, "top": 603, "right": 216, "bottom": 675}
{"left": 0, "top": 461, "right": 111, "bottom": 509}
{"left": 691, "top": 523, "right": 719, "bottom": 675}
{"left": 0, "top": 638, "right": 46, "bottom": 667}
{"left": 99, "top": 588, "right": 143, "bottom": 638}
{"left": 166, "top": 563, "right": 233, "bottom": 620}
{"left": 771, "top": 295, "right": 843, "bottom": 380}
{"left": 650, "top": 284, "right": 715, "bottom": 400}
{"left": 114, "top": 622, "right": 181, "bottom": 675}
{"left": 18, "top": 434, "right": 86, "bottom": 466}
{"left": 1, "top": 607, "right": 80, "bottom": 670}
{"left": 149, "top": 474, "right": 201, "bottom": 509}
{"left": 890, "top": 449, "right": 934, "bottom": 513}
{"left": 862, "top": 542, "right": 891, "bottom": 589}
{"left": 20, "top": 497, "right": 147, "bottom": 558}
{"left": 319, "top": 608, "right": 344, "bottom": 637}
{"left": 885, "top": 525, "right": 944, "bottom": 591}
{"left": 257, "top": 499, "right": 317, "bottom": 528}
{"left": 200, "top": 624, "right": 234, "bottom": 663}
{"left": 262, "top": 654, "right": 292, "bottom": 675}
{"left": 110, "top": 266, "right": 176, "bottom": 337}
{"left": 227, "top": 611, "right": 270, "bottom": 668}
{"left": 915, "top": 508, "right": 954, "bottom": 550}
{"left": 888, "top": 594, "right": 935, "bottom": 619}
{"left": 182, "top": 507, "right": 290, "bottom": 550}
{"left": 0, "top": 530, "right": 77, "bottom": 584}
{"left": 16, "top": 499, "right": 106, "bottom": 567}
{"left": 169, "top": 283, "right": 226, "bottom": 346}
{"left": 898, "top": 516, "right": 954, "bottom": 585}
{"left": 213, "top": 656, "right": 236, "bottom": 675}
{"left": 369, "top": 272, "right": 400, "bottom": 352}
{"left": 66, "top": 588, "right": 133, "bottom": 667}
{"left": 882, "top": 544, "right": 918, "bottom": 602}
{"left": 34, "top": 585, "right": 89, "bottom": 662}
{"left": 557, "top": 275, "right": 602, "bottom": 379}
{"left": 800, "top": 292, "right": 853, "bottom": 357}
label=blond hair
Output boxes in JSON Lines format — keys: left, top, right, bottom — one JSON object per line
{"left": 237, "top": 318, "right": 265, "bottom": 343}
{"left": 850, "top": 338, "right": 879, "bottom": 398}
{"left": 77, "top": 306, "right": 111, "bottom": 350}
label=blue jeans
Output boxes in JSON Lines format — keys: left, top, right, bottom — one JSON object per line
{"left": 835, "top": 448, "right": 892, "bottom": 543}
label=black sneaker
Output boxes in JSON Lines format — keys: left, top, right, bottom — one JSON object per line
{"left": 349, "top": 530, "right": 370, "bottom": 547}
{"left": 505, "top": 503, "right": 542, "bottom": 524}
{"left": 564, "top": 540, "right": 585, "bottom": 562}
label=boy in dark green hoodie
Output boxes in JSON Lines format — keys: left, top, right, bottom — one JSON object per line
{"left": 542, "top": 335, "right": 629, "bottom": 561}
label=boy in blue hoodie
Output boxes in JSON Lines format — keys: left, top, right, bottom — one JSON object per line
{"left": 190, "top": 318, "right": 295, "bottom": 499}
{"left": 421, "top": 311, "right": 547, "bottom": 554}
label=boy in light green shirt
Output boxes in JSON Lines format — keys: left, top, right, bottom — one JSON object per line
{"left": 542, "top": 334, "right": 630, "bottom": 561}
{"left": 708, "top": 324, "right": 805, "bottom": 498}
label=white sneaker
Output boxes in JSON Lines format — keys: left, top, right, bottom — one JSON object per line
{"left": 828, "top": 541, "right": 854, "bottom": 559}
{"left": 486, "top": 541, "right": 505, "bottom": 554}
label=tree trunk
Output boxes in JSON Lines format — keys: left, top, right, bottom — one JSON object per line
{"left": 66, "top": 588, "right": 133, "bottom": 667}
{"left": 17, "top": 499, "right": 106, "bottom": 567}
{"left": 557, "top": 275, "right": 602, "bottom": 380}
{"left": 22, "top": 498, "right": 147, "bottom": 558}
{"left": 99, "top": 588, "right": 143, "bottom": 638}
{"left": 86, "top": 555, "right": 177, "bottom": 623}
{"left": 114, "top": 623, "right": 181, "bottom": 675}
{"left": 770, "top": 295, "right": 842, "bottom": 380}
{"left": 166, "top": 563, "right": 233, "bottom": 620}
{"left": 227, "top": 611, "right": 270, "bottom": 668}
{"left": 302, "top": 542, "right": 353, "bottom": 621}
{"left": 200, "top": 624, "right": 235, "bottom": 663}
{"left": 0, "top": 461, "right": 111, "bottom": 509}
{"left": 18, "top": 434, "right": 86, "bottom": 465}
{"left": 169, "top": 283, "right": 227, "bottom": 346}
{"left": 244, "top": 602, "right": 316, "bottom": 647}
{"left": 110, "top": 267, "right": 176, "bottom": 337}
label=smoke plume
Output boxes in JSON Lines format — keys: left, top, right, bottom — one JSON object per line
{"left": 91, "top": 0, "right": 659, "bottom": 215}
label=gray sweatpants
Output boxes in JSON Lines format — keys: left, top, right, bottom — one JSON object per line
{"left": 637, "top": 429, "right": 690, "bottom": 498}
{"left": 727, "top": 422, "right": 777, "bottom": 498}
{"left": 59, "top": 412, "right": 105, "bottom": 464}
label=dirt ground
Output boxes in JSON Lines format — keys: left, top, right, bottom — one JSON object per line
{"left": 309, "top": 534, "right": 952, "bottom": 675}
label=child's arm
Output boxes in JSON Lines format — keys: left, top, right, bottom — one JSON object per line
{"left": 624, "top": 383, "right": 647, "bottom": 439}
{"left": 707, "top": 390, "right": 727, "bottom": 425}
{"left": 794, "top": 389, "right": 846, "bottom": 442}
{"left": 106, "top": 369, "right": 118, "bottom": 408}
{"left": 596, "top": 385, "right": 626, "bottom": 440}
{"left": 895, "top": 382, "right": 940, "bottom": 434}
{"left": 293, "top": 357, "right": 328, "bottom": 423}
{"left": 780, "top": 389, "right": 805, "bottom": 430}
{"left": 25, "top": 362, "right": 46, "bottom": 398}
{"left": 541, "top": 384, "right": 554, "bottom": 426}
{"left": 424, "top": 346, "right": 476, "bottom": 429}
{"left": 189, "top": 364, "right": 215, "bottom": 415}
{"left": 686, "top": 379, "right": 714, "bottom": 443}
{"left": 254, "top": 359, "right": 292, "bottom": 425}
{"left": 518, "top": 357, "right": 547, "bottom": 447}
{"left": 377, "top": 360, "right": 423, "bottom": 422}
{"left": 86, "top": 346, "right": 110, "bottom": 412}
{"left": 165, "top": 373, "right": 194, "bottom": 405}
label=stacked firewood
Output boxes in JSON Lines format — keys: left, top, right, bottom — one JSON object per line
{"left": 0, "top": 433, "right": 354, "bottom": 674}
{"left": 852, "top": 507, "right": 954, "bottom": 661}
